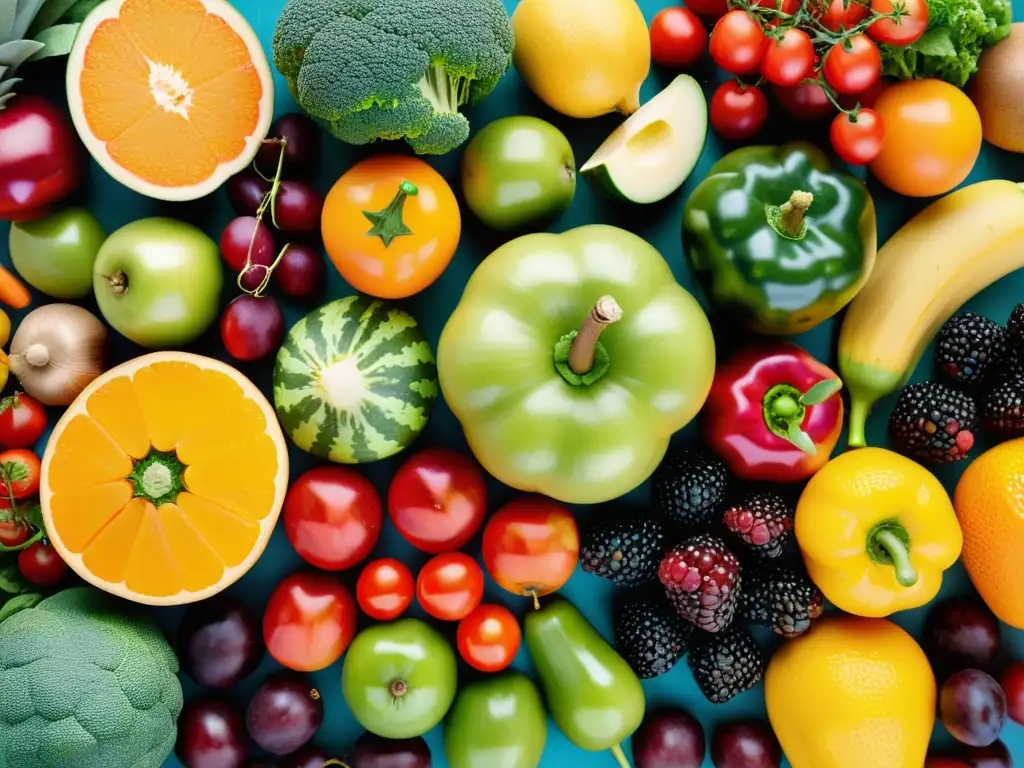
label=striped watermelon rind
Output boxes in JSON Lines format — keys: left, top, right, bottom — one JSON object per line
{"left": 273, "top": 296, "right": 439, "bottom": 463}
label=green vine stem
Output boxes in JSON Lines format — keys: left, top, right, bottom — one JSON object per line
{"left": 237, "top": 138, "right": 292, "bottom": 298}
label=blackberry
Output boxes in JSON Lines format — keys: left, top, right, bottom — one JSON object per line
{"left": 659, "top": 534, "right": 742, "bottom": 633}
{"left": 889, "top": 381, "right": 977, "bottom": 464}
{"left": 651, "top": 448, "right": 729, "bottom": 528}
{"left": 982, "top": 373, "right": 1024, "bottom": 438}
{"left": 1007, "top": 303, "right": 1024, "bottom": 356}
{"left": 580, "top": 514, "right": 665, "bottom": 587}
{"left": 741, "top": 564, "right": 824, "bottom": 638}
{"left": 721, "top": 491, "right": 793, "bottom": 559}
{"left": 614, "top": 590, "right": 692, "bottom": 679}
{"left": 934, "top": 312, "right": 1010, "bottom": 388}
{"left": 688, "top": 625, "right": 764, "bottom": 704}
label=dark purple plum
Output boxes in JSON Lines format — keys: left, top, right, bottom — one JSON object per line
{"left": 178, "top": 596, "right": 264, "bottom": 689}
{"left": 632, "top": 709, "right": 705, "bottom": 768}
{"left": 959, "top": 741, "right": 1012, "bottom": 768}
{"left": 282, "top": 743, "right": 332, "bottom": 768}
{"left": 256, "top": 114, "right": 321, "bottom": 177}
{"left": 246, "top": 673, "right": 324, "bottom": 756}
{"left": 227, "top": 171, "right": 271, "bottom": 217}
{"left": 923, "top": 598, "right": 1001, "bottom": 677}
{"left": 273, "top": 180, "right": 323, "bottom": 236}
{"left": 940, "top": 669, "right": 1007, "bottom": 747}
{"left": 221, "top": 294, "right": 285, "bottom": 362}
{"left": 274, "top": 242, "right": 325, "bottom": 300}
{"left": 349, "top": 732, "right": 432, "bottom": 768}
{"left": 175, "top": 698, "right": 248, "bottom": 768}
{"left": 711, "top": 720, "right": 781, "bottom": 768}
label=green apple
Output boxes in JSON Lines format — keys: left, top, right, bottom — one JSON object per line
{"left": 461, "top": 116, "right": 575, "bottom": 232}
{"left": 342, "top": 618, "right": 457, "bottom": 740}
{"left": 9, "top": 208, "right": 106, "bottom": 299}
{"left": 93, "top": 217, "right": 223, "bottom": 349}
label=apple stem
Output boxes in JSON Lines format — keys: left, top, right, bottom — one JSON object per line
{"left": 531, "top": 592, "right": 540, "bottom": 611}
{"left": 108, "top": 270, "right": 128, "bottom": 297}
{"left": 610, "top": 743, "right": 632, "bottom": 768}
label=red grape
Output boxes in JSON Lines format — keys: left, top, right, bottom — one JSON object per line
{"left": 246, "top": 673, "right": 323, "bottom": 756}
{"left": 256, "top": 114, "right": 321, "bottom": 177}
{"left": 227, "top": 171, "right": 271, "bottom": 217}
{"left": 633, "top": 709, "right": 705, "bottom": 768}
{"left": 711, "top": 720, "right": 782, "bottom": 768}
{"left": 923, "top": 598, "right": 1001, "bottom": 678}
{"left": 176, "top": 698, "right": 248, "bottom": 768}
{"left": 959, "top": 741, "right": 1012, "bottom": 768}
{"left": 177, "top": 596, "right": 264, "bottom": 689}
{"left": 221, "top": 295, "right": 285, "bottom": 362}
{"left": 940, "top": 669, "right": 1007, "bottom": 748}
{"left": 221, "top": 216, "right": 276, "bottom": 291}
{"left": 350, "top": 733, "right": 432, "bottom": 768}
{"left": 274, "top": 242, "right": 326, "bottom": 299}
{"left": 274, "top": 181, "right": 324, "bottom": 235}
{"left": 1000, "top": 661, "right": 1024, "bottom": 726}
{"left": 281, "top": 744, "right": 331, "bottom": 768}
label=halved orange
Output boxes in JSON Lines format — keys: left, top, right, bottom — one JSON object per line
{"left": 65, "top": 0, "right": 274, "bottom": 201}
{"left": 40, "top": 352, "right": 289, "bottom": 606}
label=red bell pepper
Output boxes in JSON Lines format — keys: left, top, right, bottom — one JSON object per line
{"left": 702, "top": 343, "right": 844, "bottom": 483}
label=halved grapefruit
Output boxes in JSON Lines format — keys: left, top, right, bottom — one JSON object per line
{"left": 40, "top": 352, "right": 289, "bottom": 606}
{"left": 65, "top": 0, "right": 274, "bottom": 201}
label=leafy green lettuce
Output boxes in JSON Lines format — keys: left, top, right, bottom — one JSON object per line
{"left": 880, "top": 0, "right": 1014, "bottom": 88}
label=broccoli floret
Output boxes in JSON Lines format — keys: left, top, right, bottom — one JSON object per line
{"left": 273, "top": 0, "right": 513, "bottom": 155}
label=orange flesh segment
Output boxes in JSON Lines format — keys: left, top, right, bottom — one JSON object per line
{"left": 184, "top": 456, "right": 275, "bottom": 522}
{"left": 78, "top": 20, "right": 153, "bottom": 140}
{"left": 157, "top": 503, "right": 226, "bottom": 591}
{"left": 85, "top": 375, "right": 151, "bottom": 459}
{"left": 46, "top": 414, "right": 133, "bottom": 494}
{"left": 176, "top": 492, "right": 261, "bottom": 567}
{"left": 50, "top": 481, "right": 133, "bottom": 553}
{"left": 125, "top": 501, "right": 181, "bottom": 598}
{"left": 175, "top": 368, "right": 268, "bottom": 465}
{"left": 81, "top": 496, "right": 148, "bottom": 584}
{"left": 132, "top": 361, "right": 202, "bottom": 452}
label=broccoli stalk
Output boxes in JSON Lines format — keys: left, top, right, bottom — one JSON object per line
{"left": 418, "top": 63, "right": 473, "bottom": 115}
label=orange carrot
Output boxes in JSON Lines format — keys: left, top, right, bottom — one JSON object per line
{"left": 0, "top": 266, "right": 31, "bottom": 310}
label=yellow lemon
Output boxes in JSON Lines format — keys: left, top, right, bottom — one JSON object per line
{"left": 511, "top": 0, "right": 650, "bottom": 119}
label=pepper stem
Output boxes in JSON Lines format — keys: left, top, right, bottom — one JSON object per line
{"left": 610, "top": 743, "right": 632, "bottom": 768}
{"left": 569, "top": 296, "right": 622, "bottom": 374}
{"left": 766, "top": 191, "right": 814, "bottom": 240}
{"left": 363, "top": 181, "right": 419, "bottom": 247}
{"left": 867, "top": 522, "right": 918, "bottom": 588}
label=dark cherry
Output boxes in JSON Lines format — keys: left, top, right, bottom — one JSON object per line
{"left": 175, "top": 698, "right": 248, "bottom": 768}
{"left": 227, "top": 171, "right": 271, "bottom": 217}
{"left": 273, "top": 180, "right": 324, "bottom": 236}
{"left": 1000, "top": 661, "right": 1024, "bottom": 726}
{"left": 940, "top": 669, "right": 1007, "bottom": 748}
{"left": 221, "top": 295, "right": 285, "bottom": 362}
{"left": 274, "top": 242, "right": 326, "bottom": 300}
{"left": 282, "top": 743, "right": 332, "bottom": 768}
{"left": 710, "top": 720, "right": 782, "bottom": 768}
{"left": 256, "top": 113, "right": 321, "bottom": 177}
{"left": 632, "top": 709, "right": 705, "bottom": 768}
{"left": 220, "top": 216, "right": 276, "bottom": 292}
{"left": 922, "top": 598, "right": 1001, "bottom": 678}
{"left": 349, "top": 732, "right": 432, "bottom": 768}
{"left": 177, "top": 596, "right": 264, "bottom": 688}
{"left": 246, "top": 672, "right": 324, "bottom": 756}
{"left": 926, "top": 758, "right": 973, "bottom": 768}
{"left": 959, "top": 741, "right": 1012, "bottom": 768}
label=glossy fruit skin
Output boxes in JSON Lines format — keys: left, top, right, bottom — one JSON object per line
{"left": 959, "top": 741, "right": 1012, "bottom": 768}
{"left": 685, "top": 0, "right": 728, "bottom": 16}
{"left": 0, "top": 448, "right": 39, "bottom": 499}
{"left": 830, "top": 108, "right": 885, "bottom": 165}
{"left": 263, "top": 572, "right": 357, "bottom": 672}
{"left": 357, "top": 558, "right": 415, "bottom": 621}
{"left": 176, "top": 698, "right": 248, "bottom": 768}
{"left": 281, "top": 744, "right": 331, "bottom": 768}
{"left": 761, "top": 28, "right": 814, "bottom": 87}
{"left": 711, "top": 720, "right": 781, "bottom": 768}
{"left": 710, "top": 10, "right": 769, "bottom": 75}
{"left": 0, "top": 520, "right": 30, "bottom": 548}
{"left": 221, "top": 295, "right": 286, "bottom": 362}
{"left": 818, "top": 0, "right": 869, "bottom": 30}
{"left": 1000, "top": 662, "right": 1024, "bottom": 726}
{"left": 350, "top": 732, "right": 432, "bottom": 768}
{"left": 710, "top": 82, "right": 769, "bottom": 141}
{"left": 416, "top": 552, "right": 485, "bottom": 621}
{"left": 444, "top": 671, "right": 547, "bottom": 768}
{"left": 632, "top": 709, "right": 705, "bottom": 768}
{"left": 274, "top": 242, "right": 325, "bottom": 300}
{"left": 482, "top": 497, "right": 579, "bottom": 602}
{"left": 284, "top": 466, "right": 382, "bottom": 571}
{"left": 220, "top": 216, "right": 276, "bottom": 291}
{"left": 227, "top": 172, "right": 271, "bottom": 217}
{"left": 869, "top": 0, "right": 928, "bottom": 45}
{"left": 342, "top": 618, "right": 458, "bottom": 739}
{"left": 774, "top": 81, "right": 835, "bottom": 122}
{"left": 456, "top": 604, "right": 522, "bottom": 673}
{"left": 388, "top": 447, "right": 487, "bottom": 554}
{"left": 275, "top": 181, "right": 324, "bottom": 235}
{"left": 246, "top": 672, "right": 324, "bottom": 756}
{"left": 766, "top": 616, "right": 936, "bottom": 768}
{"left": 940, "top": 669, "right": 1007, "bottom": 747}
{"left": 178, "top": 596, "right": 264, "bottom": 689}
{"left": 0, "top": 95, "right": 81, "bottom": 222}
{"left": 0, "top": 394, "right": 46, "bottom": 450}
{"left": 869, "top": 80, "right": 983, "bottom": 198}
{"left": 93, "top": 218, "right": 224, "bottom": 349}
{"left": 256, "top": 114, "right": 321, "bottom": 177}
{"left": 824, "top": 35, "right": 881, "bottom": 95}
{"left": 650, "top": 8, "right": 707, "bottom": 69}
{"left": 922, "top": 598, "right": 1001, "bottom": 679}
{"left": 18, "top": 541, "right": 68, "bottom": 586}
{"left": 9, "top": 208, "right": 105, "bottom": 299}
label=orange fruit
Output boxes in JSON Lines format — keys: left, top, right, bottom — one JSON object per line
{"left": 954, "top": 437, "right": 1024, "bottom": 629}
{"left": 40, "top": 352, "right": 289, "bottom": 606}
{"left": 65, "top": 0, "right": 274, "bottom": 201}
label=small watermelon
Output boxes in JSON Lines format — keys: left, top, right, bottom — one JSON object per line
{"left": 273, "top": 296, "right": 439, "bottom": 463}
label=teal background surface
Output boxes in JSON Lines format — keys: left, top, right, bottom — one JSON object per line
{"left": 3, "top": 0, "right": 1024, "bottom": 765}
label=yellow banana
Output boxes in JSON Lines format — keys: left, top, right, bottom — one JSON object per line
{"left": 839, "top": 179, "right": 1024, "bottom": 446}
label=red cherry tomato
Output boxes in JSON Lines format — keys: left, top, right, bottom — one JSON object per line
{"left": 457, "top": 604, "right": 522, "bottom": 673}
{"left": 650, "top": 7, "right": 707, "bottom": 69}
{"left": 773, "top": 81, "right": 837, "bottom": 122}
{"left": 18, "top": 541, "right": 67, "bottom": 586}
{"left": 0, "top": 394, "right": 46, "bottom": 449}
{"left": 823, "top": 35, "right": 881, "bottom": 95}
{"left": 684, "top": 0, "right": 728, "bottom": 17}
{"left": 283, "top": 467, "right": 382, "bottom": 571}
{"left": 0, "top": 449, "right": 40, "bottom": 500}
{"left": 817, "top": 0, "right": 869, "bottom": 30}
{"left": 388, "top": 448, "right": 486, "bottom": 554}
{"left": 416, "top": 552, "right": 484, "bottom": 621}
{"left": 481, "top": 497, "right": 579, "bottom": 606}
{"left": 356, "top": 558, "right": 414, "bottom": 621}
{"left": 761, "top": 28, "right": 815, "bottom": 86}
{"left": 711, "top": 81, "right": 769, "bottom": 141}
{"left": 263, "top": 572, "right": 357, "bottom": 672}
{"left": 710, "top": 10, "right": 769, "bottom": 76}
{"left": 830, "top": 108, "right": 886, "bottom": 165}
{"left": 868, "top": 0, "right": 928, "bottom": 45}
{"left": 838, "top": 77, "right": 889, "bottom": 110}
{"left": 0, "top": 519, "right": 31, "bottom": 548}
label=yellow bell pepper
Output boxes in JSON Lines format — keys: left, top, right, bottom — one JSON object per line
{"left": 795, "top": 447, "right": 962, "bottom": 618}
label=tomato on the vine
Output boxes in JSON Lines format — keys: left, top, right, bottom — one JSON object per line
{"left": 684, "top": 0, "right": 729, "bottom": 18}
{"left": 0, "top": 449, "right": 40, "bottom": 500}
{"left": 416, "top": 552, "right": 485, "bottom": 621}
{"left": 830, "top": 108, "right": 886, "bottom": 165}
{"left": 356, "top": 558, "right": 414, "bottom": 621}
{"left": 0, "top": 520, "right": 30, "bottom": 548}
{"left": 457, "top": 604, "right": 522, "bottom": 673}
{"left": 18, "top": 541, "right": 67, "bottom": 586}
{"left": 817, "top": 0, "right": 870, "bottom": 30}
{"left": 0, "top": 394, "right": 46, "bottom": 450}
{"left": 761, "top": 28, "right": 815, "bottom": 86}
{"left": 263, "top": 572, "right": 357, "bottom": 672}
{"left": 650, "top": 7, "right": 707, "bottom": 69}
{"left": 823, "top": 34, "right": 881, "bottom": 95}
{"left": 868, "top": 0, "right": 928, "bottom": 46}
{"left": 773, "top": 81, "right": 837, "bottom": 121}
{"left": 711, "top": 81, "right": 769, "bottom": 140}
{"left": 710, "top": 10, "right": 769, "bottom": 75}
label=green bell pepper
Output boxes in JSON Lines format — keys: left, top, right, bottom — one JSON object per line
{"left": 683, "top": 142, "right": 877, "bottom": 336}
{"left": 438, "top": 225, "right": 715, "bottom": 505}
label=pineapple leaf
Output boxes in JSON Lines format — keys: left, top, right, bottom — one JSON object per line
{"left": 0, "top": 93, "right": 14, "bottom": 108}
{"left": 0, "top": 77, "right": 19, "bottom": 97}
{"left": 59, "top": 0, "right": 101, "bottom": 23}
{"left": 11, "top": 0, "right": 46, "bottom": 39}
{"left": 0, "top": 39, "right": 44, "bottom": 71}
{"left": 27, "top": 0, "right": 80, "bottom": 36}
{"left": 1, "top": 2, "right": 17, "bottom": 41}
{"left": 29, "top": 21, "right": 77, "bottom": 59}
